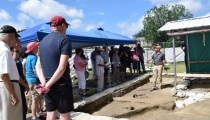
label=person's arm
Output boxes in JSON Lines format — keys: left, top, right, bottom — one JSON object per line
{"left": 1, "top": 74, "right": 19, "bottom": 105}
{"left": 19, "top": 76, "right": 29, "bottom": 93}
{"left": 45, "top": 54, "right": 69, "bottom": 90}
{"left": 12, "top": 51, "right": 19, "bottom": 62}
{"left": 22, "top": 58, "right": 26, "bottom": 76}
{"left": 35, "top": 57, "right": 46, "bottom": 86}
{"left": 162, "top": 53, "right": 167, "bottom": 64}
{"left": 147, "top": 54, "right": 154, "bottom": 63}
{"left": 147, "top": 57, "right": 152, "bottom": 63}
{"left": 0, "top": 51, "right": 19, "bottom": 105}
{"left": 124, "top": 52, "right": 128, "bottom": 57}
{"left": 142, "top": 47, "right": 145, "bottom": 53}
{"left": 78, "top": 62, "right": 86, "bottom": 68}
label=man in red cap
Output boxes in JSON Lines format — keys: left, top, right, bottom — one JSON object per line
{"left": 36, "top": 15, "right": 73, "bottom": 120}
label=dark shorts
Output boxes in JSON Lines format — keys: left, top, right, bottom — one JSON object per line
{"left": 44, "top": 80, "right": 74, "bottom": 113}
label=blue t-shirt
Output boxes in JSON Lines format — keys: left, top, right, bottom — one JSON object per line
{"left": 39, "top": 32, "right": 72, "bottom": 83}
{"left": 26, "top": 53, "right": 38, "bottom": 83}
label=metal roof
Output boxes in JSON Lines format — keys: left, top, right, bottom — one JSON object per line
{"left": 158, "top": 16, "right": 210, "bottom": 32}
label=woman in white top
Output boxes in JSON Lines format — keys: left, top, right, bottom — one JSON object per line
{"left": 95, "top": 47, "right": 105, "bottom": 92}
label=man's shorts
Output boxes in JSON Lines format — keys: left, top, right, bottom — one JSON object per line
{"left": 28, "top": 83, "right": 40, "bottom": 100}
{"left": 44, "top": 81, "right": 74, "bottom": 113}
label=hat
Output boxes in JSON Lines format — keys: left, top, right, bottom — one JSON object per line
{"left": 0, "top": 25, "right": 20, "bottom": 37}
{"left": 96, "top": 47, "right": 104, "bottom": 51}
{"left": 48, "top": 15, "right": 70, "bottom": 27}
{"left": 25, "top": 42, "right": 40, "bottom": 53}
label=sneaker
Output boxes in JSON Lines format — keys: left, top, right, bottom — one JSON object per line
{"left": 150, "top": 87, "right": 157, "bottom": 91}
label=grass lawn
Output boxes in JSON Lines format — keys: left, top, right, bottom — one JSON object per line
{"left": 145, "top": 62, "right": 186, "bottom": 73}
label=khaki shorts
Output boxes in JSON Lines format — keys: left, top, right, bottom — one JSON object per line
{"left": 28, "top": 83, "right": 40, "bottom": 100}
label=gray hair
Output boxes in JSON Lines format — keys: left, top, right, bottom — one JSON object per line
{"left": 0, "top": 33, "right": 9, "bottom": 41}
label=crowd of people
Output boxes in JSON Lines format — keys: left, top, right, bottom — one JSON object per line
{"left": 0, "top": 15, "right": 167, "bottom": 120}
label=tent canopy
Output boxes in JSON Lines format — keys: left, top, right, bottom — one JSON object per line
{"left": 19, "top": 23, "right": 136, "bottom": 50}
{"left": 90, "top": 28, "right": 137, "bottom": 45}
{"left": 19, "top": 23, "right": 105, "bottom": 49}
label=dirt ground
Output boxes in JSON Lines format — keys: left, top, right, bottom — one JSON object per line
{"left": 93, "top": 76, "right": 210, "bottom": 120}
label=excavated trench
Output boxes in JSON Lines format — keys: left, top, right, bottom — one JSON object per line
{"left": 91, "top": 76, "right": 184, "bottom": 119}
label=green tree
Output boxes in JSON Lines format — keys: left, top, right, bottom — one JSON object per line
{"left": 135, "top": 4, "right": 193, "bottom": 43}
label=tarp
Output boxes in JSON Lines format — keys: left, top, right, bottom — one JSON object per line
{"left": 19, "top": 24, "right": 137, "bottom": 50}
{"left": 186, "top": 32, "right": 210, "bottom": 73}
{"left": 19, "top": 23, "right": 105, "bottom": 50}
{"left": 89, "top": 28, "right": 137, "bottom": 45}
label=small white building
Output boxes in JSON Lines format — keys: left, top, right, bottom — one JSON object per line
{"left": 135, "top": 37, "right": 152, "bottom": 46}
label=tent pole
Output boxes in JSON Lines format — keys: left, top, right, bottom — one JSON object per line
{"left": 172, "top": 37, "right": 177, "bottom": 90}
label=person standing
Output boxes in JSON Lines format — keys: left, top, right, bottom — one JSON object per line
{"left": 147, "top": 46, "right": 167, "bottom": 90}
{"left": 96, "top": 47, "right": 105, "bottom": 92}
{"left": 37, "top": 15, "right": 74, "bottom": 120}
{"left": 126, "top": 47, "right": 133, "bottom": 75}
{"left": 137, "top": 42, "right": 146, "bottom": 73}
{"left": 12, "top": 37, "right": 29, "bottom": 120}
{"left": 90, "top": 47, "right": 97, "bottom": 80}
{"left": 74, "top": 48, "right": 87, "bottom": 98}
{"left": 112, "top": 48, "right": 120, "bottom": 84}
{"left": 109, "top": 46, "right": 114, "bottom": 75}
{"left": 101, "top": 46, "right": 109, "bottom": 86}
{"left": 0, "top": 25, "right": 22, "bottom": 120}
{"left": 118, "top": 45, "right": 128, "bottom": 80}
{"left": 25, "top": 42, "right": 43, "bottom": 120}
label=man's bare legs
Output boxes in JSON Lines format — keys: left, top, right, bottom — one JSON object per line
{"left": 47, "top": 111, "right": 71, "bottom": 120}
{"left": 46, "top": 111, "right": 57, "bottom": 120}
{"left": 60, "top": 112, "right": 71, "bottom": 120}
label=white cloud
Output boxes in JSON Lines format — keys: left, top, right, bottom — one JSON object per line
{"left": 19, "top": 0, "right": 84, "bottom": 21}
{"left": 149, "top": 0, "right": 204, "bottom": 14}
{"left": 0, "top": 9, "right": 12, "bottom": 21}
{"left": 70, "top": 19, "right": 82, "bottom": 29}
{"left": 84, "top": 22, "right": 105, "bottom": 31}
{"left": 0, "top": 9, "right": 34, "bottom": 30}
{"left": 117, "top": 16, "right": 144, "bottom": 37}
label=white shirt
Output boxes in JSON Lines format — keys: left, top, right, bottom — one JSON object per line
{"left": 0, "top": 41, "right": 19, "bottom": 81}
{"left": 96, "top": 55, "right": 104, "bottom": 76}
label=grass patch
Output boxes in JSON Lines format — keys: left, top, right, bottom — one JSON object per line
{"left": 145, "top": 62, "right": 186, "bottom": 73}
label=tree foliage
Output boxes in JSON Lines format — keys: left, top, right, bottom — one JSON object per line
{"left": 134, "top": 4, "right": 193, "bottom": 43}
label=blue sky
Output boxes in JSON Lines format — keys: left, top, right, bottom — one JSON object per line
{"left": 0, "top": 0, "right": 210, "bottom": 37}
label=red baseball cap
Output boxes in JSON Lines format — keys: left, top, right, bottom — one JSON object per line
{"left": 48, "top": 15, "right": 70, "bottom": 27}
{"left": 25, "top": 42, "right": 40, "bottom": 54}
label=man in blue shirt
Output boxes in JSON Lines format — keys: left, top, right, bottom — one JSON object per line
{"left": 36, "top": 15, "right": 73, "bottom": 120}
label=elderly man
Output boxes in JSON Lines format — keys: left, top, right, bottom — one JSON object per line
{"left": 36, "top": 15, "right": 73, "bottom": 120}
{"left": 147, "top": 45, "right": 167, "bottom": 91}
{"left": 0, "top": 25, "right": 22, "bottom": 120}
